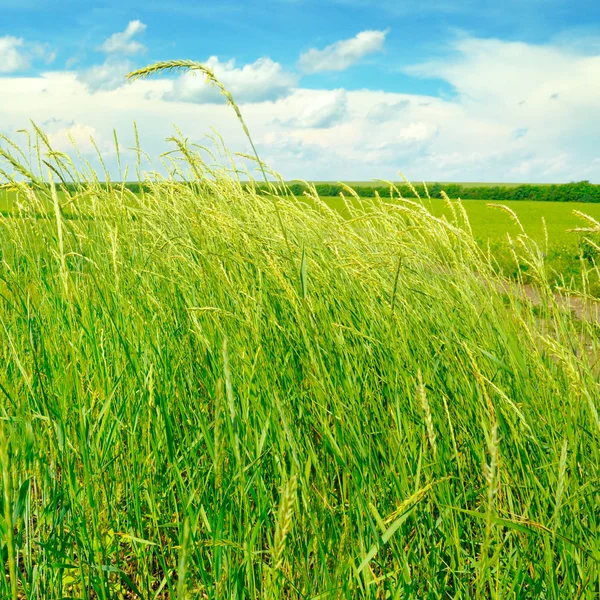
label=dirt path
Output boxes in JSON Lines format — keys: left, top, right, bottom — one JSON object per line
{"left": 500, "top": 281, "right": 600, "bottom": 324}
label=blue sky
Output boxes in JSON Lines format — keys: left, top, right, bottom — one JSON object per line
{"left": 1, "top": 0, "right": 599, "bottom": 182}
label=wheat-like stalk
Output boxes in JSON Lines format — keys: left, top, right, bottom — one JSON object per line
{"left": 273, "top": 474, "right": 298, "bottom": 571}
{"left": 455, "top": 198, "right": 473, "bottom": 237}
{"left": 487, "top": 203, "right": 525, "bottom": 234}
{"left": 484, "top": 420, "right": 500, "bottom": 517}
{"left": 49, "top": 169, "right": 68, "bottom": 295}
{"left": 417, "top": 369, "right": 437, "bottom": 458}
{"left": 569, "top": 210, "right": 600, "bottom": 231}
{"left": 552, "top": 438, "right": 568, "bottom": 531}
{"left": 126, "top": 60, "right": 296, "bottom": 264}
{"left": 482, "top": 420, "right": 500, "bottom": 548}
{"left": 0, "top": 424, "right": 17, "bottom": 600}
{"left": 399, "top": 171, "right": 421, "bottom": 201}
{"left": 422, "top": 180, "right": 430, "bottom": 200}
{"left": 126, "top": 60, "right": 268, "bottom": 185}
{"left": 440, "top": 189, "right": 458, "bottom": 224}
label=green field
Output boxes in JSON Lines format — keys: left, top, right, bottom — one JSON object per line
{"left": 433, "top": 198, "right": 600, "bottom": 243}
{"left": 314, "top": 195, "right": 600, "bottom": 243}
{"left": 1, "top": 148, "right": 600, "bottom": 597}
{"left": 302, "top": 194, "right": 600, "bottom": 294}
{"left": 3, "top": 184, "right": 600, "bottom": 294}
{"left": 303, "top": 181, "right": 561, "bottom": 188}
{"left": 2, "top": 50, "right": 600, "bottom": 595}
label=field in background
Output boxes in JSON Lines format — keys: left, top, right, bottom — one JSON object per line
{"left": 4, "top": 184, "right": 600, "bottom": 294}
{"left": 311, "top": 194, "right": 600, "bottom": 294}
{"left": 428, "top": 198, "right": 600, "bottom": 242}
{"left": 305, "top": 181, "right": 560, "bottom": 188}
{"left": 313, "top": 195, "right": 600, "bottom": 242}
{"left": 1, "top": 147, "right": 600, "bottom": 597}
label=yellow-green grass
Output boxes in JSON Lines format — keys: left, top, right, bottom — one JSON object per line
{"left": 315, "top": 195, "right": 600, "bottom": 294}
{"left": 1, "top": 57, "right": 599, "bottom": 597}
{"left": 1, "top": 188, "right": 68, "bottom": 216}
{"left": 4, "top": 187, "right": 597, "bottom": 244}
{"left": 3, "top": 185, "right": 600, "bottom": 293}
{"left": 2, "top": 133, "right": 600, "bottom": 597}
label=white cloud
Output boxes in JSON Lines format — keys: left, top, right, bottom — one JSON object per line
{"left": 360, "top": 137, "right": 433, "bottom": 165}
{"left": 403, "top": 35, "right": 600, "bottom": 114}
{"left": 298, "top": 29, "right": 388, "bottom": 74}
{"left": 1, "top": 34, "right": 600, "bottom": 184}
{"left": 367, "top": 99, "right": 411, "bottom": 122}
{"left": 276, "top": 89, "right": 348, "bottom": 128}
{"left": 507, "top": 153, "right": 570, "bottom": 179}
{"left": 0, "top": 37, "right": 29, "bottom": 73}
{"left": 77, "top": 57, "right": 134, "bottom": 93}
{"left": 75, "top": 21, "right": 146, "bottom": 93}
{"left": 99, "top": 20, "right": 147, "bottom": 55}
{"left": 0, "top": 36, "right": 55, "bottom": 73}
{"left": 164, "top": 56, "right": 298, "bottom": 104}
{"left": 259, "top": 131, "right": 333, "bottom": 171}
{"left": 398, "top": 34, "right": 600, "bottom": 180}
{"left": 47, "top": 122, "right": 100, "bottom": 155}
{"left": 397, "top": 121, "right": 439, "bottom": 142}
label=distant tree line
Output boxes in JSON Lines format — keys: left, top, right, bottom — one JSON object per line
{"left": 23, "top": 180, "right": 600, "bottom": 202}
{"left": 249, "top": 180, "right": 600, "bottom": 203}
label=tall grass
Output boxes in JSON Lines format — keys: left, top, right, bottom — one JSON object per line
{"left": 0, "top": 66, "right": 599, "bottom": 598}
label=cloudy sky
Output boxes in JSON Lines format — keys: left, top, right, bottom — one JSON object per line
{"left": 1, "top": 0, "right": 599, "bottom": 183}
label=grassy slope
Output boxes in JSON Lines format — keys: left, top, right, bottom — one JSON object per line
{"left": 0, "top": 160, "right": 599, "bottom": 598}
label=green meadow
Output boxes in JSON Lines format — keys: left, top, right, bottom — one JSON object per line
{"left": 4, "top": 186, "right": 599, "bottom": 294}
{"left": 0, "top": 59, "right": 599, "bottom": 599}
{"left": 427, "top": 198, "right": 600, "bottom": 244}
{"left": 315, "top": 195, "right": 600, "bottom": 243}
{"left": 307, "top": 195, "right": 600, "bottom": 295}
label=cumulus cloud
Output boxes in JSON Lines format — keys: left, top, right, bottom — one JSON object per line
{"left": 99, "top": 20, "right": 146, "bottom": 55}
{"left": 259, "top": 131, "right": 331, "bottom": 165}
{"left": 0, "top": 37, "right": 29, "bottom": 73}
{"left": 367, "top": 99, "right": 411, "bottom": 122}
{"left": 76, "top": 20, "right": 146, "bottom": 92}
{"left": 0, "top": 36, "right": 55, "bottom": 73}
{"left": 164, "top": 56, "right": 298, "bottom": 104}
{"left": 276, "top": 89, "right": 348, "bottom": 128}
{"left": 1, "top": 34, "right": 600, "bottom": 183}
{"left": 47, "top": 122, "right": 99, "bottom": 154}
{"left": 320, "top": 118, "right": 438, "bottom": 165}
{"left": 298, "top": 29, "right": 388, "bottom": 74}
{"left": 398, "top": 34, "right": 600, "bottom": 179}
{"left": 507, "top": 153, "right": 570, "bottom": 179}
{"left": 78, "top": 58, "right": 134, "bottom": 93}
{"left": 397, "top": 121, "right": 439, "bottom": 142}
{"left": 402, "top": 35, "right": 600, "bottom": 113}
